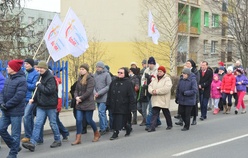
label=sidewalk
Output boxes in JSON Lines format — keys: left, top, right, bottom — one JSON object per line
{"left": 21, "top": 94, "right": 248, "bottom": 136}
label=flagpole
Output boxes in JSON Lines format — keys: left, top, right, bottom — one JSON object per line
{"left": 33, "top": 38, "right": 44, "bottom": 60}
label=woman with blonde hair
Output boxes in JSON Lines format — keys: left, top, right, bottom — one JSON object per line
{"left": 71, "top": 64, "right": 100, "bottom": 145}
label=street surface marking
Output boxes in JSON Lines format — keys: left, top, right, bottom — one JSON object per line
{"left": 172, "top": 134, "right": 248, "bottom": 156}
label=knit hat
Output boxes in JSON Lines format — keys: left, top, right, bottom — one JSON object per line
{"left": 182, "top": 68, "right": 191, "bottom": 75}
{"left": 142, "top": 59, "right": 147, "bottom": 64}
{"left": 158, "top": 66, "right": 166, "bottom": 73}
{"left": 8, "top": 60, "right": 23, "bottom": 72}
{"left": 96, "top": 61, "right": 105, "bottom": 69}
{"left": 227, "top": 66, "right": 233, "bottom": 72}
{"left": 219, "top": 66, "right": 225, "bottom": 71}
{"left": 24, "top": 58, "right": 34, "bottom": 67}
{"left": 218, "top": 61, "right": 224, "bottom": 66}
{"left": 148, "top": 57, "right": 156, "bottom": 65}
{"left": 80, "top": 63, "right": 89, "bottom": 72}
{"left": 37, "top": 61, "right": 48, "bottom": 69}
{"left": 236, "top": 68, "right": 244, "bottom": 74}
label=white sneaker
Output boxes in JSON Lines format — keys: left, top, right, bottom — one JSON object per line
{"left": 241, "top": 110, "right": 246, "bottom": 114}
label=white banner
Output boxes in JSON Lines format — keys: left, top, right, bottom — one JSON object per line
{"left": 148, "top": 11, "right": 160, "bottom": 45}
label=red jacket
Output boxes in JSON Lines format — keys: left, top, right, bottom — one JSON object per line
{"left": 55, "top": 76, "right": 62, "bottom": 112}
{"left": 221, "top": 73, "right": 236, "bottom": 94}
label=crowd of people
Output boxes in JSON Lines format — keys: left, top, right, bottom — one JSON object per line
{"left": 0, "top": 57, "right": 247, "bottom": 158}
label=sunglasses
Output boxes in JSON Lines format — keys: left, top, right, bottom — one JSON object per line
{"left": 117, "top": 71, "right": 124, "bottom": 74}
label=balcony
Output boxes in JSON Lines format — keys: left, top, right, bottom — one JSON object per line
{"left": 178, "top": 22, "right": 188, "bottom": 33}
{"left": 180, "top": 0, "right": 200, "bottom": 5}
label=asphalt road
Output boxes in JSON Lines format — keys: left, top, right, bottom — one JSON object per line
{"left": 1, "top": 110, "right": 248, "bottom": 158}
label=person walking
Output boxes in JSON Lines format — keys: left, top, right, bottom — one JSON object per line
{"left": 0, "top": 60, "right": 27, "bottom": 158}
{"left": 234, "top": 68, "right": 248, "bottom": 114}
{"left": 0, "top": 71, "right": 5, "bottom": 149}
{"left": 199, "top": 61, "right": 213, "bottom": 120}
{"left": 71, "top": 64, "right": 100, "bottom": 145}
{"left": 175, "top": 68, "right": 197, "bottom": 131}
{"left": 147, "top": 66, "right": 173, "bottom": 132}
{"left": 22, "top": 61, "right": 61, "bottom": 152}
{"left": 106, "top": 67, "right": 136, "bottom": 140}
{"left": 221, "top": 66, "right": 236, "bottom": 114}
{"left": 93, "top": 61, "right": 112, "bottom": 135}
{"left": 211, "top": 74, "right": 222, "bottom": 114}
{"left": 21, "top": 58, "right": 39, "bottom": 143}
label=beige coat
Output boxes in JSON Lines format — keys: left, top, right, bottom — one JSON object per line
{"left": 148, "top": 74, "right": 172, "bottom": 109}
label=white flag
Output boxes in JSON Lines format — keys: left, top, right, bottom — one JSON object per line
{"left": 43, "top": 14, "right": 69, "bottom": 62}
{"left": 57, "top": 8, "right": 89, "bottom": 57}
{"left": 148, "top": 11, "right": 160, "bottom": 44}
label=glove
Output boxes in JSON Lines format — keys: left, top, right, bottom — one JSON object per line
{"left": 145, "top": 73, "right": 150, "bottom": 79}
{"left": 36, "top": 81, "right": 41, "bottom": 87}
{"left": 0, "top": 103, "right": 7, "bottom": 110}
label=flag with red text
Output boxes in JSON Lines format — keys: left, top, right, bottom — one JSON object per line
{"left": 148, "top": 11, "right": 160, "bottom": 44}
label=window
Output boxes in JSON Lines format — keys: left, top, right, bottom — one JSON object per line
{"left": 212, "top": 14, "right": 219, "bottom": 27}
{"left": 19, "top": 16, "right": 24, "bottom": 23}
{"left": 38, "top": 18, "right": 44, "bottom": 25}
{"left": 203, "top": 40, "right": 208, "bottom": 54}
{"left": 28, "top": 17, "right": 34, "bottom": 24}
{"left": 211, "top": 41, "right": 217, "bottom": 53}
{"left": 47, "top": 19, "right": 52, "bottom": 27}
{"left": 204, "top": 12, "right": 209, "bottom": 27}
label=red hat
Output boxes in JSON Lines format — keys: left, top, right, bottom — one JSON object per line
{"left": 158, "top": 66, "right": 166, "bottom": 73}
{"left": 218, "top": 61, "right": 224, "bottom": 66}
{"left": 8, "top": 60, "right": 23, "bottom": 72}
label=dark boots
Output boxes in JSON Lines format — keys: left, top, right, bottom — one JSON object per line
{"left": 191, "top": 117, "right": 197, "bottom": 125}
{"left": 125, "top": 124, "right": 132, "bottom": 136}
{"left": 175, "top": 118, "right": 183, "bottom": 126}
{"left": 110, "top": 131, "right": 119, "bottom": 140}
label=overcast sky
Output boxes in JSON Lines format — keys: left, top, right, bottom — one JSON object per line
{"left": 22, "top": 0, "right": 60, "bottom": 12}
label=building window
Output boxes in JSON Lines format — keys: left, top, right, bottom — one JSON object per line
{"left": 204, "top": 40, "right": 208, "bottom": 54}
{"left": 47, "top": 19, "right": 52, "bottom": 27}
{"left": 19, "top": 16, "right": 24, "bottom": 23}
{"left": 38, "top": 18, "right": 44, "bottom": 25}
{"left": 28, "top": 17, "right": 34, "bottom": 24}
{"left": 212, "top": 14, "right": 219, "bottom": 27}
{"left": 211, "top": 41, "right": 217, "bottom": 53}
{"left": 204, "top": 12, "right": 209, "bottom": 27}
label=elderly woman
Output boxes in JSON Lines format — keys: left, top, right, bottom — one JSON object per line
{"left": 176, "top": 68, "right": 198, "bottom": 131}
{"left": 72, "top": 64, "right": 100, "bottom": 145}
{"left": 106, "top": 67, "right": 136, "bottom": 140}
{"left": 147, "top": 66, "right": 173, "bottom": 132}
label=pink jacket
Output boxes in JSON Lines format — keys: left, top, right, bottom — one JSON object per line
{"left": 211, "top": 77, "right": 222, "bottom": 99}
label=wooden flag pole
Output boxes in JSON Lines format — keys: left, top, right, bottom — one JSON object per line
{"left": 33, "top": 38, "right": 44, "bottom": 60}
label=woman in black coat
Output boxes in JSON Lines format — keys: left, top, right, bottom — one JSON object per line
{"left": 106, "top": 67, "right": 136, "bottom": 140}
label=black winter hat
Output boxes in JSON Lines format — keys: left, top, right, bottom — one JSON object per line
{"left": 24, "top": 58, "right": 34, "bottom": 67}
{"left": 148, "top": 57, "right": 156, "bottom": 65}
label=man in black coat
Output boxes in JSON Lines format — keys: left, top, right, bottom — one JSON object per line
{"left": 198, "top": 61, "right": 213, "bottom": 120}
{"left": 22, "top": 61, "right": 61, "bottom": 152}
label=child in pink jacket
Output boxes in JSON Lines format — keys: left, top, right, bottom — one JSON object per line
{"left": 211, "top": 74, "right": 222, "bottom": 114}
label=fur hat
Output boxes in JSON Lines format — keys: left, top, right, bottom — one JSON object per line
{"left": 80, "top": 63, "right": 89, "bottom": 72}
{"left": 24, "top": 58, "right": 34, "bottom": 67}
{"left": 158, "top": 66, "right": 166, "bottom": 73}
{"left": 96, "top": 61, "right": 105, "bottom": 69}
{"left": 8, "top": 60, "right": 23, "bottom": 72}
{"left": 37, "top": 61, "right": 48, "bottom": 69}
{"left": 182, "top": 68, "right": 191, "bottom": 75}
{"left": 148, "top": 57, "right": 156, "bottom": 65}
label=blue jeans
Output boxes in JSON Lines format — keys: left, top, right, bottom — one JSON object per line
{"left": 76, "top": 110, "right": 97, "bottom": 134}
{"left": 56, "top": 112, "right": 69, "bottom": 138}
{"left": 23, "top": 103, "right": 35, "bottom": 138}
{"left": 0, "top": 112, "right": 22, "bottom": 157}
{"left": 222, "top": 93, "right": 233, "bottom": 106}
{"left": 146, "top": 101, "right": 161, "bottom": 127}
{"left": 97, "top": 103, "right": 108, "bottom": 131}
{"left": 30, "top": 107, "right": 60, "bottom": 145}
{"left": 199, "top": 93, "right": 209, "bottom": 118}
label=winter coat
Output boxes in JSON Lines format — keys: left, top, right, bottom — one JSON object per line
{"left": 0, "top": 72, "right": 5, "bottom": 92}
{"left": 199, "top": 68, "right": 213, "bottom": 98}
{"left": 74, "top": 73, "right": 95, "bottom": 111}
{"left": 211, "top": 80, "right": 222, "bottom": 99}
{"left": 235, "top": 74, "right": 248, "bottom": 92}
{"left": 0, "top": 70, "right": 27, "bottom": 116}
{"left": 176, "top": 73, "right": 198, "bottom": 106}
{"left": 93, "top": 70, "right": 112, "bottom": 103}
{"left": 34, "top": 69, "right": 58, "bottom": 109}
{"left": 25, "top": 68, "right": 39, "bottom": 102}
{"left": 141, "top": 65, "right": 158, "bottom": 86}
{"left": 129, "top": 74, "right": 140, "bottom": 94}
{"left": 148, "top": 74, "right": 172, "bottom": 109}
{"left": 106, "top": 77, "right": 136, "bottom": 114}
{"left": 221, "top": 73, "right": 236, "bottom": 94}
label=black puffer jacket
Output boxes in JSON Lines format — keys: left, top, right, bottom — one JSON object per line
{"left": 34, "top": 70, "right": 58, "bottom": 109}
{"left": 106, "top": 77, "right": 136, "bottom": 114}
